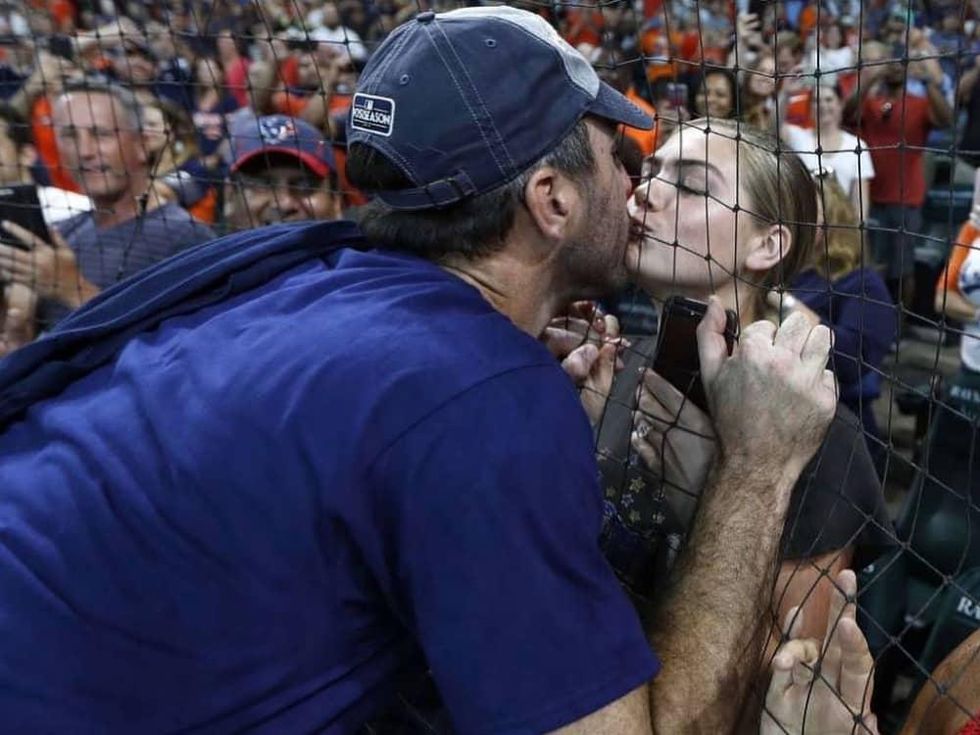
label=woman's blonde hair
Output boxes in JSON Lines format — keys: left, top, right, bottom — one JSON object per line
{"left": 692, "top": 118, "right": 818, "bottom": 307}
{"left": 808, "top": 175, "right": 862, "bottom": 280}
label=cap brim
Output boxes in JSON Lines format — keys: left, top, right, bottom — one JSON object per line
{"left": 231, "top": 147, "right": 333, "bottom": 178}
{"left": 589, "top": 82, "right": 654, "bottom": 130}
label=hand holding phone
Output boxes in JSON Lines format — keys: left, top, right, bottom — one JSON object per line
{"left": 0, "top": 185, "right": 50, "bottom": 252}
{"left": 651, "top": 296, "right": 738, "bottom": 415}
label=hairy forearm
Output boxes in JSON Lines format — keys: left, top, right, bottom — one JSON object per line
{"left": 647, "top": 457, "right": 795, "bottom": 732}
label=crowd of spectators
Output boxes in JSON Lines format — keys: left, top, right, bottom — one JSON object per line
{"left": 0, "top": 0, "right": 978, "bottom": 731}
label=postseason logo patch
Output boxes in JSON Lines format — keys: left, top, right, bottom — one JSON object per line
{"left": 350, "top": 93, "right": 395, "bottom": 137}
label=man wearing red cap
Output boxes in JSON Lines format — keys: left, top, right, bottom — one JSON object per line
{"left": 224, "top": 115, "right": 342, "bottom": 229}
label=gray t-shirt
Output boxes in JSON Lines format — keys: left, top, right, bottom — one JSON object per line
{"left": 41, "top": 203, "right": 215, "bottom": 326}
{"left": 59, "top": 202, "right": 215, "bottom": 289}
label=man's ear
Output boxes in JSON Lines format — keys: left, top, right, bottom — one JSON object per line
{"left": 521, "top": 166, "right": 580, "bottom": 241}
{"left": 744, "top": 222, "right": 793, "bottom": 273}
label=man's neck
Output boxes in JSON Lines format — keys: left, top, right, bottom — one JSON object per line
{"left": 91, "top": 186, "right": 150, "bottom": 230}
{"left": 439, "top": 249, "right": 568, "bottom": 339}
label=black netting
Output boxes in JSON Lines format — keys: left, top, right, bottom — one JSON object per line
{"left": 0, "top": 1, "right": 977, "bottom": 732}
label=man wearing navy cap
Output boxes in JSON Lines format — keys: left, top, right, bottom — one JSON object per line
{"left": 224, "top": 115, "right": 342, "bottom": 229}
{"left": 0, "top": 6, "right": 836, "bottom": 733}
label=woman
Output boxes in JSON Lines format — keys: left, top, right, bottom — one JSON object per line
{"left": 692, "top": 67, "right": 737, "bottom": 119}
{"left": 190, "top": 55, "right": 241, "bottom": 170}
{"left": 782, "top": 83, "right": 875, "bottom": 222}
{"left": 804, "top": 19, "right": 855, "bottom": 87}
{"left": 581, "top": 119, "right": 892, "bottom": 647}
{"left": 740, "top": 51, "right": 778, "bottom": 132}
{"left": 142, "top": 96, "right": 217, "bottom": 225}
{"left": 782, "top": 175, "right": 895, "bottom": 455}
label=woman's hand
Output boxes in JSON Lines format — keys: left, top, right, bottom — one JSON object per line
{"left": 542, "top": 301, "right": 627, "bottom": 426}
{"left": 762, "top": 570, "right": 878, "bottom": 735}
{"left": 631, "top": 368, "right": 716, "bottom": 496}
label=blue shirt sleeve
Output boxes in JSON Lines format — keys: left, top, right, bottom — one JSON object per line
{"left": 362, "top": 365, "right": 659, "bottom": 734}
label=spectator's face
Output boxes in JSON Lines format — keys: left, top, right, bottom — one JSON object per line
{"left": 141, "top": 104, "right": 169, "bottom": 162}
{"left": 230, "top": 161, "right": 341, "bottom": 227}
{"left": 813, "top": 85, "right": 842, "bottom": 128}
{"left": 0, "top": 119, "right": 19, "bottom": 183}
{"left": 54, "top": 93, "right": 146, "bottom": 202}
{"left": 775, "top": 44, "right": 797, "bottom": 75}
{"left": 696, "top": 73, "right": 734, "bottom": 118}
{"left": 296, "top": 53, "right": 319, "bottom": 89}
{"left": 112, "top": 47, "right": 156, "bottom": 84}
{"left": 627, "top": 129, "right": 760, "bottom": 299}
{"left": 748, "top": 55, "right": 777, "bottom": 98}
{"left": 821, "top": 24, "right": 842, "bottom": 49}
{"left": 322, "top": 4, "right": 341, "bottom": 29}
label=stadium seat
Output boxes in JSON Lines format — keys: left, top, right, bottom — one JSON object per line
{"left": 905, "top": 566, "right": 980, "bottom": 721}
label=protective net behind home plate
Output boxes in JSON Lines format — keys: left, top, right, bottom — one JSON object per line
{"left": 0, "top": 0, "right": 977, "bottom": 732}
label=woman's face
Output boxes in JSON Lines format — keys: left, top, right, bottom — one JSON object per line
{"left": 627, "top": 128, "right": 762, "bottom": 303}
{"left": 821, "top": 24, "right": 842, "bottom": 49}
{"left": 747, "top": 55, "right": 777, "bottom": 99}
{"left": 698, "top": 73, "right": 734, "bottom": 118}
{"left": 813, "top": 85, "right": 842, "bottom": 128}
{"left": 141, "top": 105, "right": 169, "bottom": 159}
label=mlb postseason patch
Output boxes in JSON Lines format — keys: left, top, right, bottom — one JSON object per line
{"left": 350, "top": 94, "right": 395, "bottom": 137}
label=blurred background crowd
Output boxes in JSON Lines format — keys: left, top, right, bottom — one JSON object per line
{"left": 0, "top": 0, "right": 979, "bottom": 731}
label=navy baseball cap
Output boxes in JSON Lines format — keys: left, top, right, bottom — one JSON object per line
{"left": 228, "top": 115, "right": 336, "bottom": 178}
{"left": 348, "top": 6, "right": 653, "bottom": 211}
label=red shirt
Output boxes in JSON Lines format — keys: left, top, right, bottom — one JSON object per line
{"left": 960, "top": 714, "right": 980, "bottom": 735}
{"left": 858, "top": 93, "right": 932, "bottom": 207}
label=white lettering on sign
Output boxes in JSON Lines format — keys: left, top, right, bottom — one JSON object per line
{"left": 955, "top": 595, "right": 980, "bottom": 621}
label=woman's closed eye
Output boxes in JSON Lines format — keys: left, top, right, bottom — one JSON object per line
{"left": 675, "top": 177, "right": 707, "bottom": 196}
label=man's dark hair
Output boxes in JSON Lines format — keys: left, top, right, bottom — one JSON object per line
{"left": 0, "top": 103, "right": 33, "bottom": 149}
{"left": 346, "top": 120, "right": 596, "bottom": 261}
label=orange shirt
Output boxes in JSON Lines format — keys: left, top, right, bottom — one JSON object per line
{"left": 563, "top": 9, "right": 605, "bottom": 49}
{"left": 31, "top": 96, "right": 78, "bottom": 193}
{"left": 937, "top": 221, "right": 979, "bottom": 296}
{"left": 625, "top": 88, "right": 658, "bottom": 157}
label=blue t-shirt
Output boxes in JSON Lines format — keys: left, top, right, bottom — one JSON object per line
{"left": 0, "top": 232, "right": 657, "bottom": 732}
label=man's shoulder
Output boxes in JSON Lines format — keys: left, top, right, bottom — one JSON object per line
{"left": 143, "top": 204, "right": 216, "bottom": 242}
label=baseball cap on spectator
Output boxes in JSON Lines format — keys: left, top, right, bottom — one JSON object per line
{"left": 114, "top": 36, "right": 157, "bottom": 61}
{"left": 348, "top": 5, "right": 653, "bottom": 211}
{"left": 228, "top": 115, "right": 336, "bottom": 178}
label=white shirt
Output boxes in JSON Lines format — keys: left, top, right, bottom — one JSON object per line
{"left": 306, "top": 21, "right": 368, "bottom": 62}
{"left": 805, "top": 46, "right": 855, "bottom": 85}
{"left": 782, "top": 126, "right": 875, "bottom": 199}
{"left": 37, "top": 186, "right": 91, "bottom": 226}
{"left": 957, "top": 246, "right": 980, "bottom": 372}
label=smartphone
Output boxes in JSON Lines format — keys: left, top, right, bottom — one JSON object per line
{"left": 0, "top": 185, "right": 50, "bottom": 251}
{"left": 666, "top": 82, "right": 688, "bottom": 109}
{"left": 651, "top": 296, "right": 738, "bottom": 415}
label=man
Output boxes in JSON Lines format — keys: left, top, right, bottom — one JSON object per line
{"left": 307, "top": 1, "right": 368, "bottom": 63}
{"left": 844, "top": 40, "right": 953, "bottom": 310}
{"left": 0, "top": 8, "right": 839, "bottom": 732}
{"left": 0, "top": 80, "right": 214, "bottom": 327}
{"left": 224, "top": 114, "right": 342, "bottom": 228}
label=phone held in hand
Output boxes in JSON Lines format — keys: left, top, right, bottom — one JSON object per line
{"left": 651, "top": 296, "right": 738, "bottom": 415}
{"left": 0, "top": 185, "right": 50, "bottom": 252}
